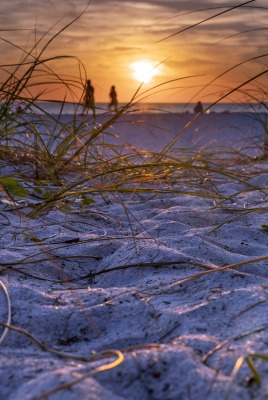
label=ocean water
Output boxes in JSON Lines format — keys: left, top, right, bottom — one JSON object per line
{"left": 28, "top": 101, "right": 267, "bottom": 115}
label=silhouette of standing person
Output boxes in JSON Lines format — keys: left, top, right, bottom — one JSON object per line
{"left": 83, "top": 79, "right": 95, "bottom": 116}
{"left": 194, "top": 101, "right": 204, "bottom": 114}
{"left": 108, "top": 85, "right": 118, "bottom": 112}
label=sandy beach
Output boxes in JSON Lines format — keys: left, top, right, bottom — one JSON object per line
{"left": 0, "top": 111, "right": 268, "bottom": 399}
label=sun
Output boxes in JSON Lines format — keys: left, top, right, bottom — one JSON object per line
{"left": 131, "top": 61, "right": 157, "bottom": 83}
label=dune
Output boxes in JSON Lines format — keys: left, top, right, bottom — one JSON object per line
{"left": 0, "top": 111, "right": 268, "bottom": 400}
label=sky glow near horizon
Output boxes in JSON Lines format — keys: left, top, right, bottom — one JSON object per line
{"left": 0, "top": 0, "right": 267, "bottom": 103}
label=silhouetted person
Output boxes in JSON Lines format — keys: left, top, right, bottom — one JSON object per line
{"left": 83, "top": 79, "right": 95, "bottom": 116}
{"left": 194, "top": 101, "right": 204, "bottom": 114}
{"left": 108, "top": 85, "right": 118, "bottom": 112}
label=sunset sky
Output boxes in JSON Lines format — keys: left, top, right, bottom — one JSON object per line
{"left": 0, "top": 0, "right": 267, "bottom": 104}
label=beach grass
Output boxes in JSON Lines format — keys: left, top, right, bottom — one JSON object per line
{"left": 0, "top": 1, "right": 268, "bottom": 398}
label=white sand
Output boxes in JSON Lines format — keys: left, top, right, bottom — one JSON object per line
{"left": 0, "top": 111, "right": 268, "bottom": 399}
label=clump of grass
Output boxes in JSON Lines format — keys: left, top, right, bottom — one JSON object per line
{"left": 0, "top": 10, "right": 89, "bottom": 184}
{"left": 0, "top": 0, "right": 266, "bottom": 220}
